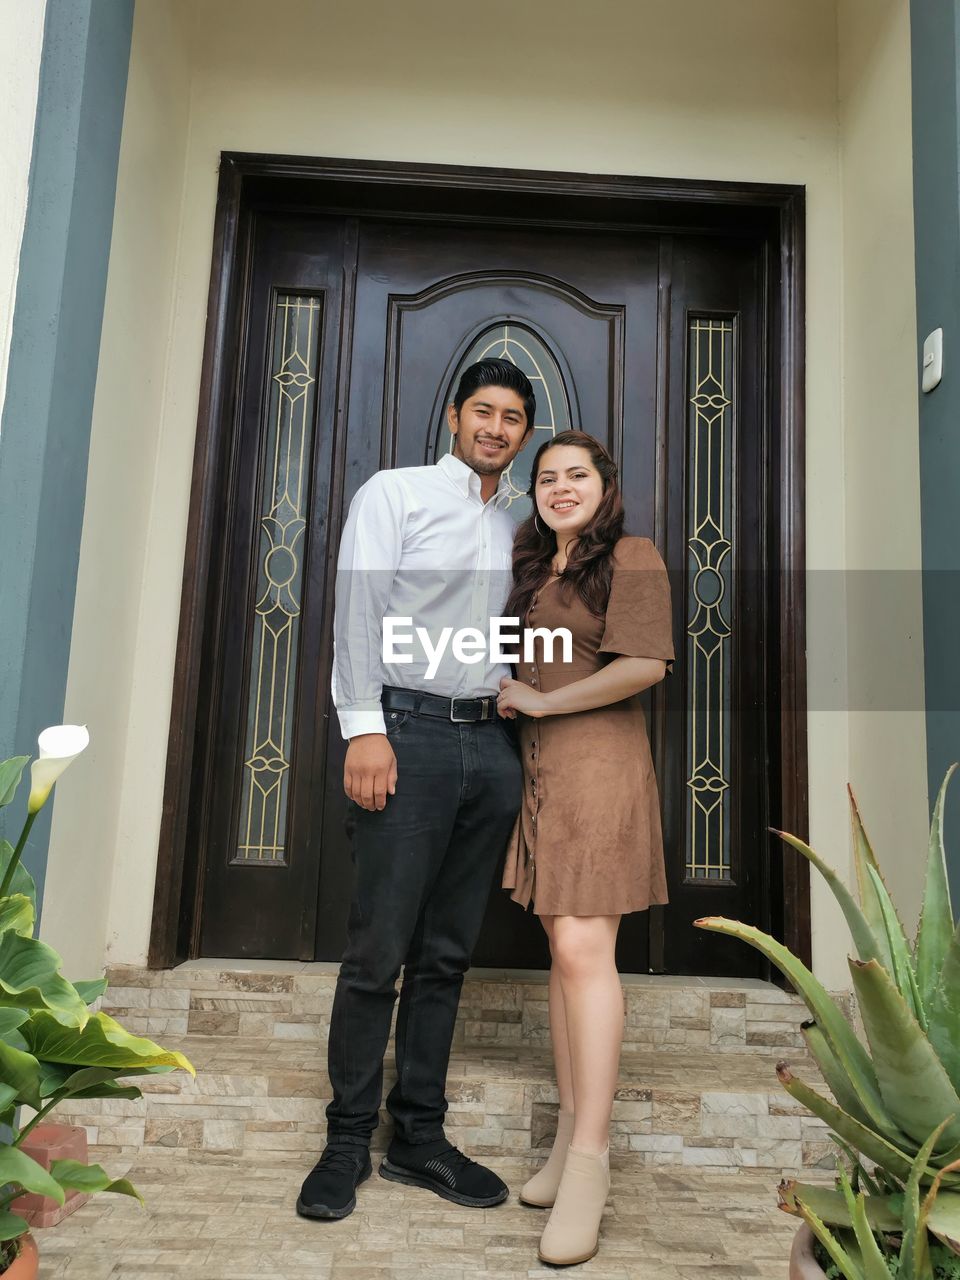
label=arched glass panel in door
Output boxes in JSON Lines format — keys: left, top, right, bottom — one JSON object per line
{"left": 445, "top": 324, "right": 572, "bottom": 520}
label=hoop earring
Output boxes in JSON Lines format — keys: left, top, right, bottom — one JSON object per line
{"left": 534, "top": 514, "right": 549, "bottom": 537}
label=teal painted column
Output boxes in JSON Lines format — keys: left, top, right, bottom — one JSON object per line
{"left": 0, "top": 0, "right": 134, "bottom": 901}
{"left": 910, "top": 0, "right": 960, "bottom": 902}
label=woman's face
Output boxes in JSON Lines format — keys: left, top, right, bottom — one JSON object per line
{"left": 534, "top": 444, "right": 605, "bottom": 537}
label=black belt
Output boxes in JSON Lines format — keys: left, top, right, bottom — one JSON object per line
{"left": 381, "top": 685, "right": 498, "bottom": 723}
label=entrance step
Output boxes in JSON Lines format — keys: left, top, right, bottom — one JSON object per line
{"left": 99, "top": 962, "right": 849, "bottom": 1058}
{"left": 56, "top": 1032, "right": 832, "bottom": 1173}
{"left": 56, "top": 963, "right": 838, "bottom": 1176}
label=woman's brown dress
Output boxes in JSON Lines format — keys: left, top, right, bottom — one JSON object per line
{"left": 502, "top": 536, "right": 675, "bottom": 917}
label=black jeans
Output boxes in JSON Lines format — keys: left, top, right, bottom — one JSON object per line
{"left": 325, "top": 710, "right": 522, "bottom": 1148}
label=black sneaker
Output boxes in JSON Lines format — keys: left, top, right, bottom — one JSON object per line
{"left": 379, "top": 1137, "right": 509, "bottom": 1207}
{"left": 296, "top": 1145, "right": 372, "bottom": 1220}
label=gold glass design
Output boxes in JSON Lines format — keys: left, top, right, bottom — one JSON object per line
{"left": 234, "top": 295, "right": 322, "bottom": 865}
{"left": 685, "top": 318, "right": 734, "bottom": 880}
{"left": 446, "top": 324, "right": 571, "bottom": 519}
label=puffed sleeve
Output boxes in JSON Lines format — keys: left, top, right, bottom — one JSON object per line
{"left": 598, "top": 536, "right": 675, "bottom": 672}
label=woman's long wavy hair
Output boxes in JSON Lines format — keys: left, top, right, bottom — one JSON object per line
{"left": 505, "top": 430, "right": 625, "bottom": 623}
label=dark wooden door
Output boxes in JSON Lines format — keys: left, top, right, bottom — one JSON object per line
{"left": 198, "top": 211, "right": 767, "bottom": 977}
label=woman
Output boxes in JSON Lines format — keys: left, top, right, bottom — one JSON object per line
{"left": 497, "top": 430, "right": 674, "bottom": 1267}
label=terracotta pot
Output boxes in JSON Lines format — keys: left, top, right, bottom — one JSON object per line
{"left": 10, "top": 1124, "right": 89, "bottom": 1228}
{"left": 789, "top": 1223, "right": 826, "bottom": 1278}
{"left": 1, "top": 1233, "right": 38, "bottom": 1280}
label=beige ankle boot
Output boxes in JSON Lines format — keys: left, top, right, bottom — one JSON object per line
{"left": 537, "top": 1144, "right": 610, "bottom": 1266}
{"left": 519, "top": 1110, "right": 574, "bottom": 1208}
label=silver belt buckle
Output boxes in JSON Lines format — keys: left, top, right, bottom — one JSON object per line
{"left": 449, "top": 697, "right": 474, "bottom": 722}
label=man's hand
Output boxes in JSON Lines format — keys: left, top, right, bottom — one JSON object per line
{"left": 344, "top": 733, "right": 398, "bottom": 811}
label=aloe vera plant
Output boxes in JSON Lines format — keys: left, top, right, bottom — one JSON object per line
{"left": 0, "top": 732, "right": 194, "bottom": 1273}
{"left": 695, "top": 765, "right": 960, "bottom": 1278}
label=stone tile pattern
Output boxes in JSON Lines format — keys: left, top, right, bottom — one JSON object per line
{"left": 99, "top": 965, "right": 857, "bottom": 1057}
{"left": 55, "top": 967, "right": 839, "bottom": 1175}
{"left": 36, "top": 1147, "right": 812, "bottom": 1280}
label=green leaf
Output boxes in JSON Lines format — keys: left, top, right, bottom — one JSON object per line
{"left": 778, "top": 1179, "right": 903, "bottom": 1232}
{"left": 0, "top": 1147, "right": 64, "bottom": 1203}
{"left": 927, "top": 928, "right": 960, "bottom": 1097}
{"left": 776, "top": 1063, "right": 953, "bottom": 1186}
{"left": 865, "top": 864, "right": 926, "bottom": 1029}
{"left": 22, "top": 1011, "right": 194, "bottom": 1075}
{"left": 900, "top": 1120, "right": 948, "bottom": 1277}
{"left": 69, "top": 1082, "right": 143, "bottom": 1102}
{"left": 695, "top": 917, "right": 898, "bottom": 1141}
{"left": 848, "top": 786, "right": 891, "bottom": 972}
{"left": 850, "top": 958, "right": 960, "bottom": 1152}
{"left": 0, "top": 845, "right": 36, "bottom": 916}
{"left": 927, "top": 1191, "right": 960, "bottom": 1255}
{"left": 71, "top": 978, "right": 108, "bottom": 1006}
{"left": 51, "top": 1065, "right": 154, "bottom": 1100}
{"left": 0, "top": 1040, "right": 41, "bottom": 1109}
{"left": 0, "top": 932, "right": 88, "bottom": 1026}
{"left": 0, "top": 896, "right": 34, "bottom": 940}
{"left": 837, "top": 1165, "right": 893, "bottom": 1280}
{"left": 0, "top": 760, "right": 29, "bottom": 810}
{"left": 795, "top": 1197, "right": 865, "bottom": 1280}
{"left": 832, "top": 1137, "right": 883, "bottom": 1197}
{"left": 774, "top": 830, "right": 886, "bottom": 965}
{"left": 0, "top": 1210, "right": 29, "bottom": 1243}
{"left": 49, "top": 1159, "right": 143, "bottom": 1204}
{"left": 915, "top": 765, "right": 957, "bottom": 1008}
{"left": 801, "top": 1020, "right": 877, "bottom": 1131}
{"left": 0, "top": 1010, "right": 29, "bottom": 1040}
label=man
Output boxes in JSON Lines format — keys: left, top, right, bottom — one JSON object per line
{"left": 296, "top": 359, "right": 534, "bottom": 1221}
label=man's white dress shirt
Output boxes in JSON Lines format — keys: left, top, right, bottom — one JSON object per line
{"left": 333, "top": 452, "right": 517, "bottom": 740}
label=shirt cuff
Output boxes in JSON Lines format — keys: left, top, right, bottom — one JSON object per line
{"left": 338, "top": 705, "right": 387, "bottom": 740}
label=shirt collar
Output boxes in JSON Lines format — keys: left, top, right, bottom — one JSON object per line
{"left": 437, "top": 450, "right": 511, "bottom": 508}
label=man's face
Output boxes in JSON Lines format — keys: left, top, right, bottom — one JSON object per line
{"left": 447, "top": 386, "right": 532, "bottom": 476}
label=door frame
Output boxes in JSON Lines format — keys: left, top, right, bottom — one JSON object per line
{"left": 148, "top": 153, "right": 809, "bottom": 973}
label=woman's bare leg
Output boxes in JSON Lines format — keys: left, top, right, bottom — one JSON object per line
{"left": 549, "top": 914, "right": 623, "bottom": 1153}
{"left": 540, "top": 916, "right": 575, "bottom": 1113}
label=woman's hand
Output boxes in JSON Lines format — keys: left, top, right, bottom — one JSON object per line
{"left": 497, "top": 676, "right": 550, "bottom": 720}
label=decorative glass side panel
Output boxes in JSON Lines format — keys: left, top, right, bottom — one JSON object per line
{"left": 446, "top": 324, "right": 571, "bottom": 519}
{"left": 685, "top": 318, "right": 734, "bottom": 880}
{"left": 234, "top": 295, "right": 322, "bottom": 865}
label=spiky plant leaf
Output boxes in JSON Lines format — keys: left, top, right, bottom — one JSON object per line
{"left": 776, "top": 1063, "right": 950, "bottom": 1185}
{"left": 900, "top": 1119, "right": 949, "bottom": 1277}
{"left": 837, "top": 1164, "right": 895, "bottom": 1280}
{"left": 795, "top": 1197, "right": 865, "bottom": 1280}
{"left": 695, "top": 917, "right": 898, "bottom": 1141}
{"left": 922, "top": 1159, "right": 960, "bottom": 1257}
{"left": 927, "top": 938, "right": 960, "bottom": 1107}
{"left": 801, "top": 1020, "right": 877, "bottom": 1131}
{"left": 778, "top": 1179, "right": 903, "bottom": 1231}
{"left": 773, "top": 830, "right": 886, "bottom": 964}
{"left": 865, "top": 864, "right": 926, "bottom": 1028}
{"left": 915, "top": 765, "right": 957, "bottom": 1007}
{"left": 848, "top": 786, "right": 891, "bottom": 970}
{"left": 849, "top": 958, "right": 960, "bottom": 1152}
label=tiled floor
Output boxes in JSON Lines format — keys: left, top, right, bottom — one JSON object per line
{"left": 36, "top": 1147, "right": 806, "bottom": 1279}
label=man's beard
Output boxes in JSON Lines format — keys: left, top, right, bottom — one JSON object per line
{"left": 457, "top": 440, "right": 509, "bottom": 476}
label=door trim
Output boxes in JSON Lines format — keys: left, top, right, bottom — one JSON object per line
{"left": 148, "top": 154, "right": 809, "bottom": 972}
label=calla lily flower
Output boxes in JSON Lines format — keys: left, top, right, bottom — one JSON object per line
{"left": 27, "top": 725, "right": 90, "bottom": 814}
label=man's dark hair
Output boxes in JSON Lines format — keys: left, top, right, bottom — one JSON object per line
{"left": 452, "top": 359, "right": 536, "bottom": 430}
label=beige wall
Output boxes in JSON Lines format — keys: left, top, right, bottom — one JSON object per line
{"left": 0, "top": 0, "right": 46, "bottom": 427}
{"left": 44, "top": 0, "right": 926, "bottom": 987}
{"left": 837, "top": 0, "right": 927, "bottom": 943}
{"left": 41, "top": 0, "right": 193, "bottom": 972}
